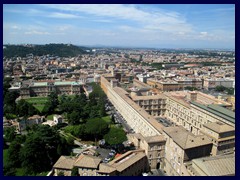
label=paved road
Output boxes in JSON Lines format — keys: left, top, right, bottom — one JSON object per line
{"left": 96, "top": 148, "right": 111, "bottom": 159}
{"left": 111, "top": 109, "right": 132, "bottom": 133}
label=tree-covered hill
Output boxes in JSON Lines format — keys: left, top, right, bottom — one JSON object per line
{"left": 3, "top": 44, "right": 91, "bottom": 58}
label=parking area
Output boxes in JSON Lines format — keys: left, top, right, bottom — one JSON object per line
{"left": 155, "top": 117, "right": 174, "bottom": 127}
{"left": 105, "top": 101, "right": 134, "bottom": 134}
{"left": 96, "top": 147, "right": 117, "bottom": 163}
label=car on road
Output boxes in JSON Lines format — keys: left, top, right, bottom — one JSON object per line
{"left": 102, "top": 159, "right": 109, "bottom": 163}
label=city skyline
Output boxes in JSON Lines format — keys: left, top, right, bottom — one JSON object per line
{"left": 3, "top": 4, "right": 235, "bottom": 49}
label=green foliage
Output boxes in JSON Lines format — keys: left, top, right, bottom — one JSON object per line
{"left": 16, "top": 99, "right": 39, "bottom": 117}
{"left": 4, "top": 127, "right": 16, "bottom": 142}
{"left": 64, "top": 124, "right": 87, "bottom": 140}
{"left": 20, "top": 125, "right": 69, "bottom": 174}
{"left": 7, "top": 140, "right": 22, "bottom": 167}
{"left": 85, "top": 118, "right": 109, "bottom": 142}
{"left": 67, "top": 111, "right": 81, "bottom": 125}
{"left": 58, "top": 171, "right": 65, "bottom": 176}
{"left": 3, "top": 163, "right": 16, "bottom": 176}
{"left": 215, "top": 86, "right": 234, "bottom": 95}
{"left": 3, "top": 44, "right": 89, "bottom": 58}
{"left": 184, "top": 86, "right": 198, "bottom": 91}
{"left": 4, "top": 90, "right": 19, "bottom": 116}
{"left": 215, "top": 85, "right": 226, "bottom": 92}
{"left": 71, "top": 167, "right": 79, "bottom": 176}
{"left": 3, "top": 77, "right": 12, "bottom": 97}
{"left": 104, "top": 127, "right": 127, "bottom": 145}
{"left": 226, "top": 88, "right": 234, "bottom": 95}
{"left": 65, "top": 136, "right": 75, "bottom": 145}
{"left": 150, "top": 63, "right": 164, "bottom": 70}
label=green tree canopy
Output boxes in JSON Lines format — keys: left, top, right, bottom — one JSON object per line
{"left": 7, "top": 140, "right": 22, "bottom": 167}
{"left": 104, "top": 127, "right": 127, "bottom": 145}
{"left": 85, "top": 118, "right": 109, "bottom": 143}
{"left": 71, "top": 167, "right": 79, "bottom": 176}
{"left": 4, "top": 127, "right": 16, "bottom": 142}
{"left": 20, "top": 125, "right": 69, "bottom": 174}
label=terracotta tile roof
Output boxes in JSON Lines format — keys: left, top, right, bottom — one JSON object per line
{"left": 53, "top": 156, "right": 75, "bottom": 170}
{"left": 74, "top": 154, "right": 101, "bottom": 169}
{"left": 203, "top": 122, "right": 234, "bottom": 133}
{"left": 163, "top": 126, "right": 212, "bottom": 149}
{"left": 192, "top": 154, "right": 235, "bottom": 176}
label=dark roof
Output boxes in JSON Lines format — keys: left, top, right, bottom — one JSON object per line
{"left": 190, "top": 101, "right": 235, "bottom": 124}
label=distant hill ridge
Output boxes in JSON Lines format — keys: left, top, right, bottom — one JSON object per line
{"left": 3, "top": 43, "right": 90, "bottom": 58}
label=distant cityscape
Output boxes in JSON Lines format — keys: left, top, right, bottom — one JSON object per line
{"left": 3, "top": 43, "right": 235, "bottom": 176}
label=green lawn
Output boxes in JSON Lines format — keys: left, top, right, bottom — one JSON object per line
{"left": 46, "top": 114, "right": 54, "bottom": 120}
{"left": 25, "top": 97, "right": 49, "bottom": 104}
{"left": 102, "top": 115, "right": 111, "bottom": 124}
{"left": 33, "top": 105, "right": 45, "bottom": 112}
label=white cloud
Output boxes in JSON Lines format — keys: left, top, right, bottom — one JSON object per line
{"left": 48, "top": 12, "right": 81, "bottom": 19}
{"left": 25, "top": 30, "right": 50, "bottom": 35}
{"left": 41, "top": 4, "right": 193, "bottom": 33}
{"left": 200, "top": 32, "right": 208, "bottom": 35}
{"left": 12, "top": 25, "right": 21, "bottom": 30}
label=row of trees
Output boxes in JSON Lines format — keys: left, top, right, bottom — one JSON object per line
{"left": 215, "top": 85, "right": 234, "bottom": 95}
{"left": 4, "top": 125, "right": 70, "bottom": 176}
{"left": 3, "top": 44, "right": 89, "bottom": 58}
{"left": 64, "top": 118, "right": 127, "bottom": 146}
{"left": 59, "top": 83, "right": 107, "bottom": 125}
{"left": 4, "top": 80, "right": 107, "bottom": 122}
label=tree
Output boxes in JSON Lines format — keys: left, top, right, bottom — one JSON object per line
{"left": 74, "top": 124, "right": 86, "bottom": 139}
{"left": 71, "top": 167, "right": 79, "bottom": 176}
{"left": 3, "top": 77, "right": 12, "bottom": 97}
{"left": 3, "top": 162, "right": 16, "bottom": 176}
{"left": 28, "top": 103, "right": 38, "bottom": 116}
{"left": 16, "top": 99, "right": 29, "bottom": 117}
{"left": 7, "top": 140, "right": 22, "bottom": 167}
{"left": 16, "top": 99, "right": 38, "bottom": 117}
{"left": 184, "top": 86, "right": 197, "bottom": 91}
{"left": 215, "top": 85, "right": 226, "bottom": 92}
{"left": 58, "top": 171, "right": 65, "bottom": 176}
{"left": 104, "top": 127, "right": 127, "bottom": 145}
{"left": 67, "top": 111, "right": 80, "bottom": 125}
{"left": 4, "top": 127, "right": 16, "bottom": 142}
{"left": 89, "top": 106, "right": 100, "bottom": 118}
{"left": 85, "top": 118, "right": 109, "bottom": 143}
{"left": 20, "top": 125, "right": 69, "bottom": 174}
{"left": 20, "top": 134, "right": 51, "bottom": 174}
{"left": 4, "top": 91, "right": 19, "bottom": 115}
{"left": 49, "top": 91, "right": 59, "bottom": 106}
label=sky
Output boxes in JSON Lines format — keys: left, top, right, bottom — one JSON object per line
{"left": 3, "top": 4, "right": 235, "bottom": 49}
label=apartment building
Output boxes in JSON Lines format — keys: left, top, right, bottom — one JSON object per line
{"left": 53, "top": 150, "right": 148, "bottom": 176}
{"left": 175, "top": 77, "right": 203, "bottom": 89}
{"left": 164, "top": 91, "right": 235, "bottom": 155}
{"left": 200, "top": 122, "right": 235, "bottom": 155}
{"left": 127, "top": 133, "right": 165, "bottom": 170}
{"left": 100, "top": 75, "right": 235, "bottom": 175}
{"left": 20, "top": 81, "right": 84, "bottom": 97}
{"left": 147, "top": 78, "right": 202, "bottom": 92}
{"left": 188, "top": 154, "right": 235, "bottom": 176}
{"left": 147, "top": 79, "right": 180, "bottom": 91}
{"left": 163, "top": 126, "right": 213, "bottom": 176}
{"left": 101, "top": 75, "right": 164, "bottom": 137}
{"left": 203, "top": 78, "right": 234, "bottom": 90}
{"left": 131, "top": 92, "right": 166, "bottom": 117}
